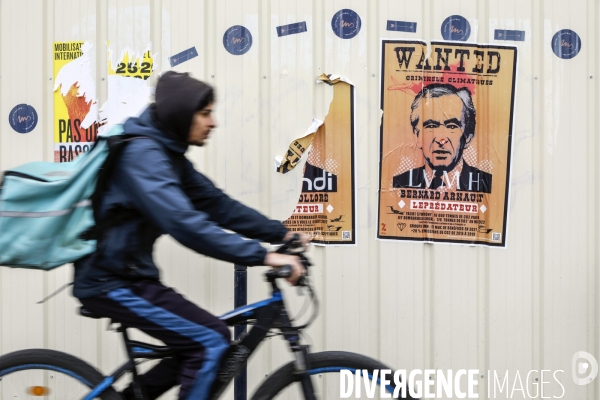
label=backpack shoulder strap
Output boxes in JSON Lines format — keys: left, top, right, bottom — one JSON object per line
{"left": 92, "top": 135, "right": 146, "bottom": 211}
{"left": 80, "top": 135, "right": 149, "bottom": 240}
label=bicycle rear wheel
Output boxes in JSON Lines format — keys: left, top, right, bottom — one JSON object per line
{"left": 251, "top": 351, "right": 419, "bottom": 400}
{"left": 0, "top": 349, "right": 120, "bottom": 400}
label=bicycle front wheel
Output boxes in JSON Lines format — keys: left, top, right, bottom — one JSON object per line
{"left": 0, "top": 349, "right": 120, "bottom": 400}
{"left": 252, "top": 351, "right": 419, "bottom": 400}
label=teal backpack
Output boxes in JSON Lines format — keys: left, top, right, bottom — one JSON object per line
{"left": 0, "top": 125, "right": 133, "bottom": 270}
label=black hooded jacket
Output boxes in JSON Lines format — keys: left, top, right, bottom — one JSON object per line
{"left": 73, "top": 72, "right": 288, "bottom": 298}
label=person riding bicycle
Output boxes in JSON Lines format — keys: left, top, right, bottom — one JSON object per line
{"left": 73, "top": 71, "right": 309, "bottom": 400}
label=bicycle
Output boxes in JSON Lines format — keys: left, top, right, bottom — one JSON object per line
{"left": 0, "top": 238, "right": 417, "bottom": 399}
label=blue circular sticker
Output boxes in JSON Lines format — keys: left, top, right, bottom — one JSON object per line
{"left": 223, "top": 25, "right": 253, "bottom": 56}
{"left": 331, "top": 9, "right": 361, "bottom": 39}
{"left": 441, "top": 15, "right": 471, "bottom": 41}
{"left": 9, "top": 104, "right": 38, "bottom": 134}
{"left": 552, "top": 29, "right": 581, "bottom": 59}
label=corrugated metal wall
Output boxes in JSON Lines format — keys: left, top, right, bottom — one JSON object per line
{"left": 0, "top": 0, "right": 598, "bottom": 398}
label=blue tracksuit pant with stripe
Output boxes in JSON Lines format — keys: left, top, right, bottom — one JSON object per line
{"left": 79, "top": 280, "right": 230, "bottom": 400}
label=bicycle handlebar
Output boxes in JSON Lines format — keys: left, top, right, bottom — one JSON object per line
{"left": 264, "top": 234, "right": 319, "bottom": 330}
{"left": 275, "top": 233, "right": 305, "bottom": 255}
{"left": 265, "top": 234, "right": 312, "bottom": 286}
{"left": 265, "top": 264, "right": 293, "bottom": 280}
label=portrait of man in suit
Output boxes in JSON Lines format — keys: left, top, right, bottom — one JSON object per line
{"left": 393, "top": 83, "right": 492, "bottom": 193}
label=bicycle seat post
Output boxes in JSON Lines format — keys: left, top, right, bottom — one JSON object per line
{"left": 119, "top": 326, "right": 149, "bottom": 400}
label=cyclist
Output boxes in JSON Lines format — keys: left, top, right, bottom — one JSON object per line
{"left": 73, "top": 71, "right": 309, "bottom": 400}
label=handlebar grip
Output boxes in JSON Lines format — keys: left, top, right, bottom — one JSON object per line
{"left": 265, "top": 264, "right": 292, "bottom": 280}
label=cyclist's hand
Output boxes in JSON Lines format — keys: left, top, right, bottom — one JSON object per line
{"left": 282, "top": 231, "right": 312, "bottom": 252}
{"left": 264, "top": 252, "right": 306, "bottom": 285}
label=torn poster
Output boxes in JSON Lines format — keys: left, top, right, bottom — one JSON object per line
{"left": 53, "top": 41, "right": 99, "bottom": 162}
{"left": 99, "top": 44, "right": 155, "bottom": 134}
{"left": 277, "top": 74, "right": 356, "bottom": 245}
{"left": 377, "top": 40, "right": 517, "bottom": 247}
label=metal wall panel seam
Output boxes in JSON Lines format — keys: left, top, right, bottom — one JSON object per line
{"left": 478, "top": 247, "right": 491, "bottom": 395}
{"left": 585, "top": 1, "right": 600, "bottom": 399}
{"left": 44, "top": 0, "right": 55, "bottom": 362}
{"left": 476, "top": 0, "right": 491, "bottom": 397}
{"left": 367, "top": 0, "right": 381, "bottom": 363}
{"left": 531, "top": 0, "right": 544, "bottom": 389}
{"left": 212, "top": 0, "right": 234, "bottom": 372}
{"left": 96, "top": 0, "right": 106, "bottom": 122}
{"left": 99, "top": 0, "right": 111, "bottom": 371}
{"left": 596, "top": 1, "right": 600, "bottom": 397}
{"left": 1, "top": 0, "right": 9, "bottom": 174}
{"left": 422, "top": 0, "right": 435, "bottom": 378}
{"left": 258, "top": 0, "right": 272, "bottom": 381}
{"left": 204, "top": 0, "right": 217, "bottom": 348}
{"left": 595, "top": 1, "right": 600, "bottom": 397}
{"left": 423, "top": 247, "right": 434, "bottom": 373}
{"left": 42, "top": 0, "right": 51, "bottom": 162}
{"left": 41, "top": 0, "right": 51, "bottom": 354}
{"left": 150, "top": 0, "right": 160, "bottom": 87}
{"left": 258, "top": 0, "right": 271, "bottom": 217}
{"left": 311, "top": 0, "right": 328, "bottom": 382}
{"left": 96, "top": 0, "right": 109, "bottom": 373}
{"left": 312, "top": 0, "right": 327, "bottom": 354}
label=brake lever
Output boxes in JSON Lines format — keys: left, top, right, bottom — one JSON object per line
{"left": 276, "top": 233, "right": 302, "bottom": 255}
{"left": 298, "top": 254, "right": 311, "bottom": 274}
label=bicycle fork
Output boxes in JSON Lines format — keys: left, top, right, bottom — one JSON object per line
{"left": 291, "top": 344, "right": 317, "bottom": 400}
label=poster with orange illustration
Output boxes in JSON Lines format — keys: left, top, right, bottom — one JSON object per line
{"left": 378, "top": 40, "right": 517, "bottom": 247}
{"left": 53, "top": 41, "right": 99, "bottom": 162}
{"left": 278, "top": 74, "right": 355, "bottom": 245}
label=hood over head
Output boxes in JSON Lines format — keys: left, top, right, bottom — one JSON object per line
{"left": 153, "top": 71, "right": 214, "bottom": 142}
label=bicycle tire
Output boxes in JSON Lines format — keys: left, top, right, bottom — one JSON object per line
{"left": 0, "top": 348, "right": 121, "bottom": 400}
{"left": 251, "top": 351, "right": 419, "bottom": 400}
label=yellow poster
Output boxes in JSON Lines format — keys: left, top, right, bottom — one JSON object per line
{"left": 53, "top": 41, "right": 99, "bottom": 162}
{"left": 280, "top": 74, "right": 356, "bottom": 245}
{"left": 53, "top": 42, "right": 155, "bottom": 162}
{"left": 378, "top": 40, "right": 517, "bottom": 247}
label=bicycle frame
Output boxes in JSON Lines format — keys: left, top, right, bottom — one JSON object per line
{"left": 209, "top": 281, "right": 314, "bottom": 399}
{"left": 83, "top": 279, "right": 316, "bottom": 400}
